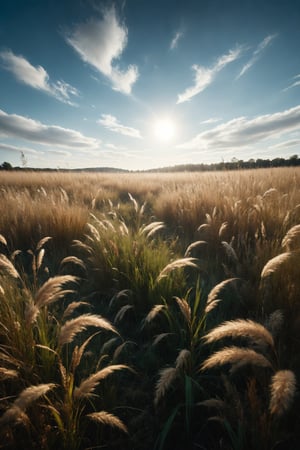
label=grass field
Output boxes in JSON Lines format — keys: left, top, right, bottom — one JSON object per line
{"left": 1, "top": 167, "right": 300, "bottom": 449}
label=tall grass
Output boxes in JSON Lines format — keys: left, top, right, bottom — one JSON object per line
{"left": 1, "top": 167, "right": 300, "bottom": 449}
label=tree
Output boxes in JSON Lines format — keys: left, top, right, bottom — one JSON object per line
{"left": 0, "top": 161, "right": 13, "bottom": 170}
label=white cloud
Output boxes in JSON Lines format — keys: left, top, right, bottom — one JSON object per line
{"left": 98, "top": 114, "right": 142, "bottom": 138}
{"left": 170, "top": 31, "right": 184, "bottom": 50}
{"left": 177, "top": 46, "right": 242, "bottom": 104}
{"left": 237, "top": 34, "right": 277, "bottom": 78}
{"left": 0, "top": 109, "right": 99, "bottom": 149}
{"left": 0, "top": 50, "right": 79, "bottom": 105}
{"left": 65, "top": 6, "right": 138, "bottom": 94}
{"left": 178, "top": 105, "right": 300, "bottom": 151}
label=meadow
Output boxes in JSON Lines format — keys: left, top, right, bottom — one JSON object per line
{"left": 0, "top": 167, "right": 300, "bottom": 449}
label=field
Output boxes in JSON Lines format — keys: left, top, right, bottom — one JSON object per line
{"left": 1, "top": 167, "right": 300, "bottom": 450}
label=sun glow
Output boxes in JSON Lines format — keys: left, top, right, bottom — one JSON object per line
{"left": 153, "top": 117, "right": 176, "bottom": 142}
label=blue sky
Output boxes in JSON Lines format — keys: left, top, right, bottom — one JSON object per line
{"left": 0, "top": 0, "right": 300, "bottom": 170}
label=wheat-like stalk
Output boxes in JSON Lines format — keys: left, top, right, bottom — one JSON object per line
{"left": 174, "top": 296, "right": 191, "bottom": 324}
{"left": 144, "top": 304, "right": 165, "bottom": 324}
{"left": 62, "top": 301, "right": 90, "bottom": 320}
{"left": 0, "top": 383, "right": 55, "bottom": 425}
{"left": 0, "top": 234, "right": 8, "bottom": 247}
{"left": 157, "top": 257, "right": 199, "bottom": 282}
{"left": 140, "top": 221, "right": 165, "bottom": 238}
{"left": 175, "top": 349, "right": 191, "bottom": 371}
{"left": 184, "top": 240, "right": 208, "bottom": 257}
{"left": 59, "top": 256, "right": 87, "bottom": 272}
{"left": 87, "top": 411, "right": 128, "bottom": 433}
{"left": 261, "top": 250, "right": 300, "bottom": 278}
{"left": 24, "top": 302, "right": 40, "bottom": 326}
{"left": 155, "top": 367, "right": 178, "bottom": 405}
{"left": 35, "top": 236, "right": 52, "bottom": 252}
{"left": 59, "top": 314, "right": 118, "bottom": 346}
{"left": 0, "top": 254, "right": 20, "bottom": 279}
{"left": 282, "top": 225, "right": 300, "bottom": 251}
{"left": 74, "top": 364, "right": 128, "bottom": 399}
{"left": 206, "top": 278, "right": 239, "bottom": 306}
{"left": 0, "top": 367, "right": 18, "bottom": 379}
{"left": 269, "top": 370, "right": 296, "bottom": 416}
{"left": 70, "top": 332, "right": 99, "bottom": 373}
{"left": 201, "top": 346, "right": 272, "bottom": 371}
{"left": 203, "top": 319, "right": 274, "bottom": 349}
{"left": 35, "top": 275, "right": 77, "bottom": 308}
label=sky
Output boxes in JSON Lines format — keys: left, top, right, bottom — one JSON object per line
{"left": 0, "top": 0, "right": 300, "bottom": 170}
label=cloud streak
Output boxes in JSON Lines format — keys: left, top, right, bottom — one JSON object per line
{"left": 98, "top": 114, "right": 142, "bottom": 138}
{"left": 65, "top": 6, "right": 138, "bottom": 95}
{"left": 0, "top": 50, "right": 79, "bottom": 105}
{"left": 237, "top": 34, "right": 277, "bottom": 78}
{"left": 0, "top": 109, "right": 99, "bottom": 149}
{"left": 283, "top": 74, "right": 300, "bottom": 91}
{"left": 177, "top": 46, "right": 242, "bottom": 104}
{"left": 178, "top": 105, "right": 300, "bottom": 151}
{"left": 170, "top": 31, "right": 184, "bottom": 50}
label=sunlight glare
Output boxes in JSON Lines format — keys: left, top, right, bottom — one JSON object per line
{"left": 153, "top": 117, "right": 176, "bottom": 142}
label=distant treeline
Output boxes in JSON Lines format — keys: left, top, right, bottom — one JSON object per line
{"left": 1, "top": 155, "right": 300, "bottom": 172}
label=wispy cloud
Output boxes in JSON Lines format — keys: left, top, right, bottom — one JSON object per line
{"left": 200, "top": 117, "right": 222, "bottom": 125}
{"left": 178, "top": 105, "right": 300, "bottom": 150}
{"left": 283, "top": 74, "right": 300, "bottom": 91}
{"left": 0, "top": 142, "right": 41, "bottom": 155}
{"left": 0, "top": 109, "right": 99, "bottom": 149}
{"left": 177, "top": 46, "right": 242, "bottom": 104}
{"left": 0, "top": 50, "right": 79, "bottom": 105}
{"left": 65, "top": 6, "right": 138, "bottom": 95}
{"left": 237, "top": 34, "right": 277, "bottom": 79}
{"left": 170, "top": 30, "right": 184, "bottom": 50}
{"left": 98, "top": 114, "right": 142, "bottom": 138}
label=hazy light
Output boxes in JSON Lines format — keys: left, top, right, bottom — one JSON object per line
{"left": 153, "top": 117, "right": 176, "bottom": 142}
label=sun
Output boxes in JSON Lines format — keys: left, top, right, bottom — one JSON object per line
{"left": 153, "top": 117, "right": 176, "bottom": 142}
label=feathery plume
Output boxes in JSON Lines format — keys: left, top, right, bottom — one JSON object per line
{"left": 0, "top": 254, "right": 20, "bottom": 279}
{"left": 174, "top": 297, "right": 191, "bottom": 324}
{"left": 35, "top": 275, "right": 77, "bottom": 308}
{"left": 201, "top": 346, "right": 272, "bottom": 371}
{"left": 62, "top": 301, "right": 90, "bottom": 320}
{"left": 261, "top": 250, "right": 300, "bottom": 278}
{"left": 269, "top": 370, "right": 296, "bottom": 416}
{"left": 184, "top": 240, "right": 208, "bottom": 257}
{"left": 206, "top": 278, "right": 239, "bottom": 306}
{"left": 87, "top": 411, "right": 128, "bottom": 433}
{"left": 144, "top": 304, "right": 165, "bottom": 325}
{"left": 155, "top": 367, "right": 178, "bottom": 405}
{"left": 282, "top": 225, "right": 300, "bottom": 251}
{"left": 140, "top": 221, "right": 165, "bottom": 239}
{"left": 0, "top": 383, "right": 55, "bottom": 425}
{"left": 176, "top": 349, "right": 191, "bottom": 372}
{"left": 157, "top": 257, "right": 199, "bottom": 282}
{"left": 0, "top": 234, "right": 7, "bottom": 247}
{"left": 203, "top": 319, "right": 274, "bottom": 348}
{"left": 59, "top": 314, "right": 118, "bottom": 346}
{"left": 60, "top": 256, "right": 87, "bottom": 272}
{"left": 74, "top": 364, "right": 128, "bottom": 398}
{"left": 36, "top": 236, "right": 52, "bottom": 251}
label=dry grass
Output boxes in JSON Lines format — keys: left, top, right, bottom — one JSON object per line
{"left": 59, "top": 314, "right": 118, "bottom": 346}
{"left": 269, "top": 370, "right": 296, "bottom": 416}
{"left": 201, "top": 346, "right": 272, "bottom": 371}
{"left": 203, "top": 319, "right": 274, "bottom": 348}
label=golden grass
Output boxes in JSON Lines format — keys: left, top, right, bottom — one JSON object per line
{"left": 269, "top": 370, "right": 296, "bottom": 416}
{"left": 203, "top": 319, "right": 274, "bottom": 348}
